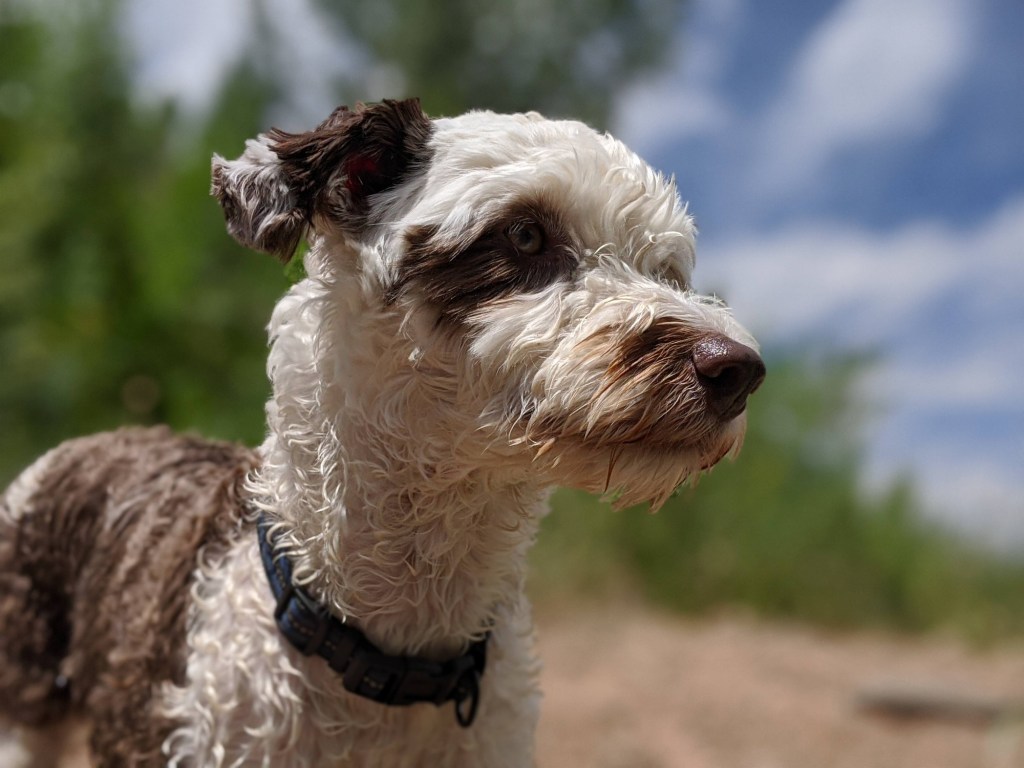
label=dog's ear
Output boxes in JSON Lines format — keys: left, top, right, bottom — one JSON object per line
{"left": 211, "top": 137, "right": 307, "bottom": 261}
{"left": 212, "top": 99, "right": 433, "bottom": 262}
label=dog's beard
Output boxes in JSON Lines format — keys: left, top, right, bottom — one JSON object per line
{"left": 524, "top": 418, "right": 746, "bottom": 510}
{"left": 482, "top": 391, "right": 746, "bottom": 509}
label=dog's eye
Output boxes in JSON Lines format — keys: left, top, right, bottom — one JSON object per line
{"left": 506, "top": 222, "right": 545, "bottom": 255}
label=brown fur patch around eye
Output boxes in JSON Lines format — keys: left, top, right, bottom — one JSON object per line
{"left": 390, "top": 204, "right": 577, "bottom": 322}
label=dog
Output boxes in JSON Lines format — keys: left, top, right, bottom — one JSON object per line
{"left": 0, "top": 99, "right": 764, "bottom": 767}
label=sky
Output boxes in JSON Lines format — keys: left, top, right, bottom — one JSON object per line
{"left": 125, "top": 0, "right": 1024, "bottom": 547}
{"left": 614, "top": 0, "right": 1024, "bottom": 546}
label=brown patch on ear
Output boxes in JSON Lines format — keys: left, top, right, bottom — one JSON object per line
{"left": 211, "top": 99, "right": 433, "bottom": 261}
{"left": 268, "top": 98, "right": 434, "bottom": 232}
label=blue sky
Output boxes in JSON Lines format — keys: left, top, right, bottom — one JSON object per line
{"left": 126, "top": 0, "right": 1024, "bottom": 546}
{"left": 613, "top": 0, "right": 1024, "bottom": 545}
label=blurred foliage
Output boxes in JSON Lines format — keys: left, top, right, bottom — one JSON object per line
{"left": 314, "top": 0, "right": 681, "bottom": 125}
{"left": 0, "top": 1, "right": 295, "bottom": 468}
{"left": 3, "top": 0, "right": 1023, "bottom": 642}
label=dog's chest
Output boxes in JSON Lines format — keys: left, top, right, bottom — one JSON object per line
{"left": 158, "top": 534, "right": 513, "bottom": 767}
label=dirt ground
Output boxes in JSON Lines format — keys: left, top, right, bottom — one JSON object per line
{"left": 22, "top": 606, "right": 1024, "bottom": 767}
{"left": 535, "top": 606, "right": 1024, "bottom": 768}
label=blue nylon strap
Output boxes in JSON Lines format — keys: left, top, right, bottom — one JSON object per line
{"left": 255, "top": 514, "right": 487, "bottom": 726}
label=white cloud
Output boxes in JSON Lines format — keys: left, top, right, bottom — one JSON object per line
{"left": 864, "top": 336, "right": 1024, "bottom": 410}
{"left": 700, "top": 195, "right": 1024, "bottom": 350}
{"left": 699, "top": 222, "right": 954, "bottom": 345}
{"left": 261, "top": 0, "right": 368, "bottom": 128}
{"left": 613, "top": 0, "right": 741, "bottom": 152}
{"left": 927, "top": 467, "right": 1024, "bottom": 549}
{"left": 123, "top": 0, "right": 362, "bottom": 121}
{"left": 865, "top": 433, "right": 1024, "bottom": 550}
{"left": 616, "top": 85, "right": 731, "bottom": 153}
{"left": 699, "top": 196, "right": 1024, "bottom": 545}
{"left": 124, "top": 0, "right": 250, "bottom": 112}
{"left": 753, "top": 0, "right": 976, "bottom": 193}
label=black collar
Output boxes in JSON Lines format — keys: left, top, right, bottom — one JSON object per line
{"left": 256, "top": 514, "right": 488, "bottom": 727}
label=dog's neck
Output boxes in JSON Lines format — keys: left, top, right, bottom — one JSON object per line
{"left": 250, "top": 268, "right": 545, "bottom": 659}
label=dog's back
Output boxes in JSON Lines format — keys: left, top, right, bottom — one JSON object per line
{"left": 0, "top": 426, "right": 256, "bottom": 764}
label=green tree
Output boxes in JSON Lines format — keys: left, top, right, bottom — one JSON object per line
{"left": 314, "top": 0, "right": 683, "bottom": 124}
{"left": 0, "top": 3, "right": 287, "bottom": 479}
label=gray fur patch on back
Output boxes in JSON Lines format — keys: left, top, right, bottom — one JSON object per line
{"left": 0, "top": 426, "right": 257, "bottom": 765}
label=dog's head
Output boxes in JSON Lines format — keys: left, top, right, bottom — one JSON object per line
{"left": 213, "top": 99, "right": 764, "bottom": 508}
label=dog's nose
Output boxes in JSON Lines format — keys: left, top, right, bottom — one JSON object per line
{"left": 692, "top": 335, "right": 766, "bottom": 421}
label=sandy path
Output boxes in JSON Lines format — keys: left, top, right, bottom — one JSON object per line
{"left": 536, "top": 607, "right": 1024, "bottom": 768}
{"left": 15, "top": 607, "right": 1024, "bottom": 766}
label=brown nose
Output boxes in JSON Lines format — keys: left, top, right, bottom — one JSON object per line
{"left": 692, "top": 335, "right": 766, "bottom": 421}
